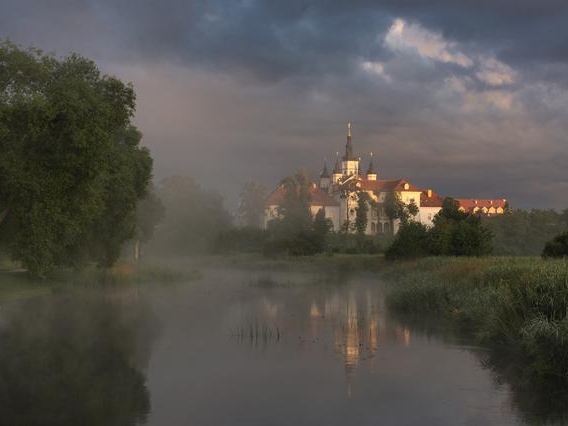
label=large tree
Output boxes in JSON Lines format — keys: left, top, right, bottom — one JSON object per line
{"left": 0, "top": 41, "right": 152, "bottom": 276}
{"left": 384, "top": 191, "right": 419, "bottom": 234}
{"left": 237, "top": 181, "right": 267, "bottom": 228}
{"left": 265, "top": 170, "right": 327, "bottom": 255}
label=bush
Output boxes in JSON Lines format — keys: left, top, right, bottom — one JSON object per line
{"left": 385, "top": 222, "right": 430, "bottom": 261}
{"left": 542, "top": 231, "right": 568, "bottom": 259}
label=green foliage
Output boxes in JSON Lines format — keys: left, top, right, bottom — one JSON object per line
{"left": 88, "top": 126, "right": 153, "bottom": 267}
{"left": 385, "top": 221, "right": 430, "bottom": 261}
{"left": 312, "top": 208, "right": 333, "bottom": 252}
{"left": 542, "top": 231, "right": 568, "bottom": 259}
{"left": 277, "top": 171, "right": 313, "bottom": 234}
{"left": 135, "top": 188, "right": 165, "bottom": 244}
{"left": 149, "top": 175, "right": 232, "bottom": 255}
{"left": 264, "top": 172, "right": 331, "bottom": 256}
{"left": 354, "top": 191, "right": 369, "bottom": 235}
{"left": 237, "top": 181, "right": 267, "bottom": 228}
{"left": 385, "top": 257, "right": 568, "bottom": 383}
{"left": 384, "top": 191, "right": 418, "bottom": 228}
{"left": 0, "top": 41, "right": 151, "bottom": 277}
{"left": 216, "top": 227, "right": 268, "bottom": 253}
{"left": 483, "top": 209, "right": 568, "bottom": 256}
{"left": 385, "top": 197, "right": 492, "bottom": 260}
{"left": 449, "top": 216, "right": 492, "bottom": 256}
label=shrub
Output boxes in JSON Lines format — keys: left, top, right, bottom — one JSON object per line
{"left": 542, "top": 231, "right": 568, "bottom": 259}
{"left": 385, "top": 221, "right": 430, "bottom": 261}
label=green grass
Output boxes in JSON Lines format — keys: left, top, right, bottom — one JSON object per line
{"left": 0, "top": 260, "right": 200, "bottom": 304}
{"left": 193, "top": 252, "right": 387, "bottom": 273}
{"left": 50, "top": 261, "right": 201, "bottom": 285}
{"left": 0, "top": 271, "right": 55, "bottom": 302}
{"left": 384, "top": 256, "right": 568, "bottom": 384}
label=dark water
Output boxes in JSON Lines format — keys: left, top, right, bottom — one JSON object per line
{"left": 0, "top": 267, "right": 565, "bottom": 425}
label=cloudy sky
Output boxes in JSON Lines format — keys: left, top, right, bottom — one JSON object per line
{"left": 3, "top": 0, "right": 568, "bottom": 209}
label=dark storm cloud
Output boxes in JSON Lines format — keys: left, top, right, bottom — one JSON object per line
{"left": 4, "top": 0, "right": 568, "bottom": 80}
{"left": 2, "top": 0, "right": 568, "bottom": 209}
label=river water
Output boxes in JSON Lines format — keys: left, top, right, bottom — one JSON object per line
{"left": 0, "top": 267, "right": 563, "bottom": 425}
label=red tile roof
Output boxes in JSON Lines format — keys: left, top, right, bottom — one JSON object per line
{"left": 455, "top": 198, "right": 507, "bottom": 214}
{"left": 357, "top": 178, "right": 423, "bottom": 193}
{"left": 265, "top": 184, "right": 339, "bottom": 207}
{"left": 420, "top": 190, "right": 444, "bottom": 207}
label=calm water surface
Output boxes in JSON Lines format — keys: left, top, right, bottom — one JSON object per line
{"left": 0, "top": 267, "right": 563, "bottom": 425}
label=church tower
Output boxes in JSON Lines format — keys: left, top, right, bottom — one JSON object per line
{"left": 319, "top": 160, "right": 331, "bottom": 190}
{"left": 341, "top": 122, "right": 360, "bottom": 176}
{"left": 366, "top": 153, "right": 377, "bottom": 181}
{"left": 332, "top": 152, "right": 342, "bottom": 183}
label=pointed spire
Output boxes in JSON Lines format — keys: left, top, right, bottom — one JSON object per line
{"left": 343, "top": 121, "right": 354, "bottom": 161}
{"left": 320, "top": 160, "right": 330, "bottom": 178}
{"left": 367, "top": 152, "right": 376, "bottom": 175}
{"left": 333, "top": 151, "right": 341, "bottom": 174}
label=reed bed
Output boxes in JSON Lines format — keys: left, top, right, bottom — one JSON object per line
{"left": 384, "top": 257, "right": 568, "bottom": 383}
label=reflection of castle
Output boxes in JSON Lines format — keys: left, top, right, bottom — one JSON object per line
{"left": 314, "top": 290, "right": 411, "bottom": 398}
{"left": 253, "top": 280, "right": 412, "bottom": 397}
{"left": 265, "top": 123, "right": 508, "bottom": 234}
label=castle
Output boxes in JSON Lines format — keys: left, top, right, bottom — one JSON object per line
{"left": 264, "top": 123, "right": 507, "bottom": 234}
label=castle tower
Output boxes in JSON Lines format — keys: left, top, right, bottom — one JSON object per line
{"left": 332, "top": 152, "right": 342, "bottom": 183}
{"left": 366, "top": 152, "right": 377, "bottom": 181}
{"left": 319, "top": 160, "right": 331, "bottom": 190}
{"left": 341, "top": 122, "right": 360, "bottom": 176}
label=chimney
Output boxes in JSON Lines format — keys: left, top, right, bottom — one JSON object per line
{"left": 427, "top": 189, "right": 432, "bottom": 198}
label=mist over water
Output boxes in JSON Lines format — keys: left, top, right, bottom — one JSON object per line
{"left": 3, "top": 265, "right": 565, "bottom": 425}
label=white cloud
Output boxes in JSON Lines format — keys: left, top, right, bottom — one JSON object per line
{"left": 476, "top": 57, "right": 515, "bottom": 86}
{"left": 380, "top": 18, "right": 515, "bottom": 88}
{"left": 360, "top": 60, "right": 391, "bottom": 82}
{"left": 384, "top": 18, "right": 473, "bottom": 68}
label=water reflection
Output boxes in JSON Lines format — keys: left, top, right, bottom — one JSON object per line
{"left": 393, "top": 311, "right": 568, "bottom": 426}
{"left": 481, "top": 350, "right": 568, "bottom": 426}
{"left": 0, "top": 288, "right": 157, "bottom": 426}
{"left": 238, "top": 276, "right": 413, "bottom": 398}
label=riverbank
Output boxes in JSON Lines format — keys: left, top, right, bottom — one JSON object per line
{"left": 0, "top": 261, "right": 200, "bottom": 304}
{"left": 383, "top": 256, "right": 568, "bottom": 385}
{"left": 183, "top": 252, "right": 387, "bottom": 272}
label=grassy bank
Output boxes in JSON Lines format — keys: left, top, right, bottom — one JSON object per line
{"left": 188, "top": 252, "right": 387, "bottom": 273}
{"left": 384, "top": 257, "right": 568, "bottom": 384}
{"left": 0, "top": 261, "right": 200, "bottom": 304}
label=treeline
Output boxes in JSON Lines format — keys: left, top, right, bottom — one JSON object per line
{"left": 141, "top": 175, "right": 568, "bottom": 260}
{"left": 483, "top": 209, "right": 568, "bottom": 256}
{"left": 388, "top": 202, "right": 568, "bottom": 260}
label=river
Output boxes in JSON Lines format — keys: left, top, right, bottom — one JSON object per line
{"left": 0, "top": 266, "right": 563, "bottom": 425}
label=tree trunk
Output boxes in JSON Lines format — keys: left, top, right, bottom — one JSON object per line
{"left": 134, "top": 239, "right": 140, "bottom": 261}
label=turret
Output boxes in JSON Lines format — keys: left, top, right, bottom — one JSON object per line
{"left": 332, "top": 152, "right": 342, "bottom": 183}
{"left": 366, "top": 152, "right": 377, "bottom": 181}
{"left": 319, "top": 161, "right": 331, "bottom": 190}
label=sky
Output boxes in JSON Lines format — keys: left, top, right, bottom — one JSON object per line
{"left": 2, "top": 0, "right": 568, "bottom": 209}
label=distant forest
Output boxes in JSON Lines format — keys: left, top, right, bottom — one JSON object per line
{"left": 483, "top": 209, "right": 568, "bottom": 256}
